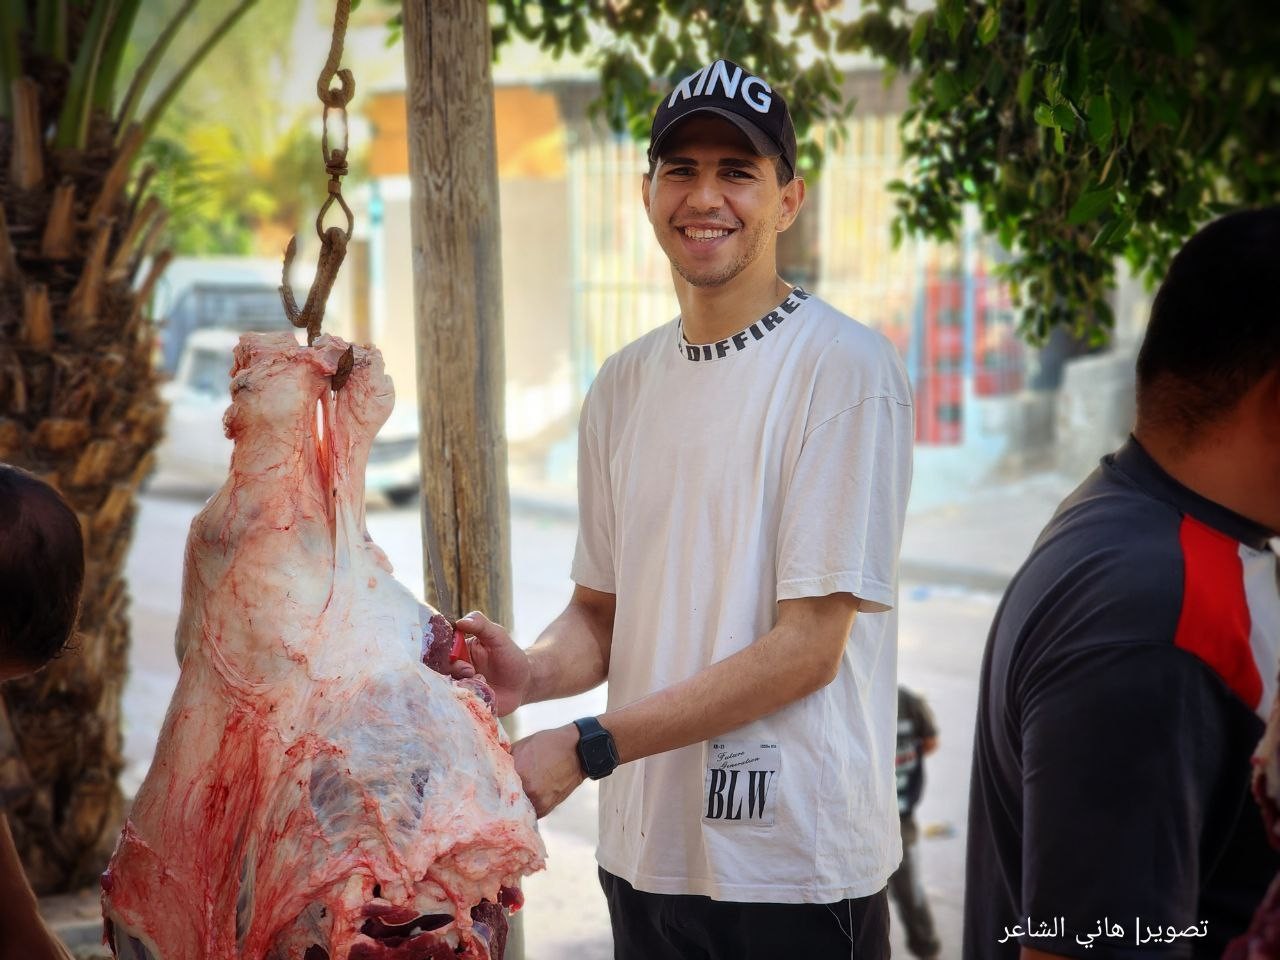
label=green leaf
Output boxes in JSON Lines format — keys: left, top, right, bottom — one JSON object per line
{"left": 1042, "top": 69, "right": 1061, "bottom": 102}
{"left": 1168, "top": 18, "right": 1194, "bottom": 58}
{"left": 1068, "top": 186, "right": 1115, "bottom": 225}
{"left": 978, "top": 6, "right": 1000, "bottom": 45}
{"left": 1033, "top": 102, "right": 1057, "bottom": 126}
{"left": 1086, "top": 93, "right": 1113, "bottom": 147}
{"left": 908, "top": 9, "right": 933, "bottom": 56}
{"left": 1051, "top": 103, "right": 1075, "bottom": 129}
{"left": 984, "top": 59, "right": 1007, "bottom": 97}
{"left": 1245, "top": 72, "right": 1266, "bottom": 108}
{"left": 1092, "top": 213, "right": 1134, "bottom": 248}
{"left": 932, "top": 71, "right": 963, "bottom": 110}
{"left": 998, "top": 217, "right": 1016, "bottom": 250}
{"left": 1040, "top": 1, "right": 1073, "bottom": 54}
{"left": 569, "top": 15, "right": 589, "bottom": 54}
{"left": 938, "top": 0, "right": 963, "bottom": 43}
{"left": 651, "top": 34, "right": 676, "bottom": 76}
{"left": 1115, "top": 94, "right": 1133, "bottom": 139}
{"left": 1063, "top": 36, "right": 1087, "bottom": 103}
{"left": 1016, "top": 68, "right": 1036, "bottom": 109}
{"left": 1145, "top": 91, "right": 1179, "bottom": 128}
{"left": 1054, "top": 127, "right": 1066, "bottom": 154}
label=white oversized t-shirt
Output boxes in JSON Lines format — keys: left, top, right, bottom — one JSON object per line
{"left": 571, "top": 289, "right": 914, "bottom": 903}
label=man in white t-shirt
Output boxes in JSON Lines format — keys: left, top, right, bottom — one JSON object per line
{"left": 452, "top": 59, "right": 913, "bottom": 958}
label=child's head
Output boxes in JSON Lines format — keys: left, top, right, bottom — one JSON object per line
{"left": 0, "top": 465, "right": 85, "bottom": 679}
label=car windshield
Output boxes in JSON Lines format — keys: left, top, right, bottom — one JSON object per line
{"left": 188, "top": 349, "right": 231, "bottom": 397}
{"left": 197, "top": 287, "right": 281, "bottom": 330}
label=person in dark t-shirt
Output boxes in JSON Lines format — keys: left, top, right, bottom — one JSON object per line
{"left": 891, "top": 686, "right": 940, "bottom": 959}
{"left": 964, "top": 207, "right": 1280, "bottom": 960}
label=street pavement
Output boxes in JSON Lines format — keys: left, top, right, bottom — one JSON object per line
{"left": 44, "top": 469, "right": 1079, "bottom": 959}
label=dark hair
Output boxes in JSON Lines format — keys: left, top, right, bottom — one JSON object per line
{"left": 0, "top": 465, "right": 85, "bottom": 670}
{"left": 1136, "top": 206, "right": 1280, "bottom": 441}
{"left": 646, "top": 153, "right": 793, "bottom": 188}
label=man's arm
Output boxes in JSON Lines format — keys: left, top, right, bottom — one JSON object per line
{"left": 524, "top": 584, "right": 616, "bottom": 704}
{"left": 513, "top": 592, "right": 859, "bottom": 816}
{"left": 451, "top": 583, "right": 615, "bottom": 717}
{"left": 603, "top": 592, "right": 856, "bottom": 763}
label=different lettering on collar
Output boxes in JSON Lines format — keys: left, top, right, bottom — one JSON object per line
{"left": 681, "top": 289, "right": 810, "bottom": 362}
{"left": 667, "top": 60, "right": 773, "bottom": 114}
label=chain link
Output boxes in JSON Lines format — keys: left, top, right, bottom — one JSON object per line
{"left": 279, "top": 0, "right": 356, "bottom": 381}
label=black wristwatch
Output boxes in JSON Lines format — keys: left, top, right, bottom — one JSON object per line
{"left": 573, "top": 716, "right": 620, "bottom": 780}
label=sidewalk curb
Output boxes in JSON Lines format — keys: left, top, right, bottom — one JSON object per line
{"left": 508, "top": 491, "right": 1019, "bottom": 594}
{"left": 40, "top": 887, "right": 110, "bottom": 959}
{"left": 509, "top": 490, "right": 578, "bottom": 522}
{"left": 899, "top": 559, "right": 1012, "bottom": 594}
{"left": 52, "top": 919, "right": 108, "bottom": 958}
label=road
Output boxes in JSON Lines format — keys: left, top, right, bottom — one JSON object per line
{"left": 122, "top": 491, "right": 997, "bottom": 960}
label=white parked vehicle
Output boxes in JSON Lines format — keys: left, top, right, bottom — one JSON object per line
{"left": 152, "top": 328, "right": 421, "bottom": 505}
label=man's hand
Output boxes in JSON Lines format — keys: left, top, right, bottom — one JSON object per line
{"left": 450, "top": 611, "right": 531, "bottom": 718}
{"left": 512, "top": 724, "right": 584, "bottom": 818}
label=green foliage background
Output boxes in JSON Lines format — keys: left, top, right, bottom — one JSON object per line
{"left": 840, "top": 0, "right": 1280, "bottom": 341}
{"left": 124, "top": 0, "right": 329, "bottom": 255}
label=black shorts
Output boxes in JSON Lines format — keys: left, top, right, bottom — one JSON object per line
{"left": 599, "top": 867, "right": 890, "bottom": 960}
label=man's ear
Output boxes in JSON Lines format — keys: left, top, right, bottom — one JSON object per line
{"left": 777, "top": 177, "right": 806, "bottom": 233}
{"left": 642, "top": 173, "right": 653, "bottom": 222}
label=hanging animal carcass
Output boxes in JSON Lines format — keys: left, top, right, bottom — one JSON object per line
{"left": 102, "top": 333, "right": 544, "bottom": 960}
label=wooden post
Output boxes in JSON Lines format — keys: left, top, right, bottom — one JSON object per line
{"left": 399, "top": 5, "right": 525, "bottom": 957}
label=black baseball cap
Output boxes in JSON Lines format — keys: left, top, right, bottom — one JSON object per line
{"left": 648, "top": 59, "right": 798, "bottom": 181}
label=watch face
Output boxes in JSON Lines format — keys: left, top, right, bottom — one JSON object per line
{"left": 582, "top": 735, "right": 612, "bottom": 770}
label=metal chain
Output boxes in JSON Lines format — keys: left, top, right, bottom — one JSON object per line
{"left": 315, "top": 0, "right": 355, "bottom": 243}
{"left": 280, "top": 0, "right": 356, "bottom": 388}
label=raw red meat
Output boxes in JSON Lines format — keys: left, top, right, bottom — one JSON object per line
{"left": 101, "top": 333, "right": 544, "bottom": 960}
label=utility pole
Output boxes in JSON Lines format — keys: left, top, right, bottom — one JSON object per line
{"left": 399, "top": 3, "right": 524, "bottom": 957}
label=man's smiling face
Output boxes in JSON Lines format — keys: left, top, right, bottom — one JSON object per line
{"left": 643, "top": 115, "right": 802, "bottom": 289}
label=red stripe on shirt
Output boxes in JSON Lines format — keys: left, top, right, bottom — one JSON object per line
{"left": 1174, "top": 515, "right": 1260, "bottom": 710}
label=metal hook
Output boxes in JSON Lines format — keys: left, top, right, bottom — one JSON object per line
{"left": 279, "top": 227, "right": 348, "bottom": 348}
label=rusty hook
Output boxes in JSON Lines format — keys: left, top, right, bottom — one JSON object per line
{"left": 279, "top": 229, "right": 354, "bottom": 389}
{"left": 279, "top": 231, "right": 355, "bottom": 389}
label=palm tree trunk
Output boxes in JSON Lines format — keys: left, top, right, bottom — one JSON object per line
{"left": 0, "top": 82, "right": 166, "bottom": 887}
{"left": 0, "top": 0, "right": 223, "bottom": 893}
